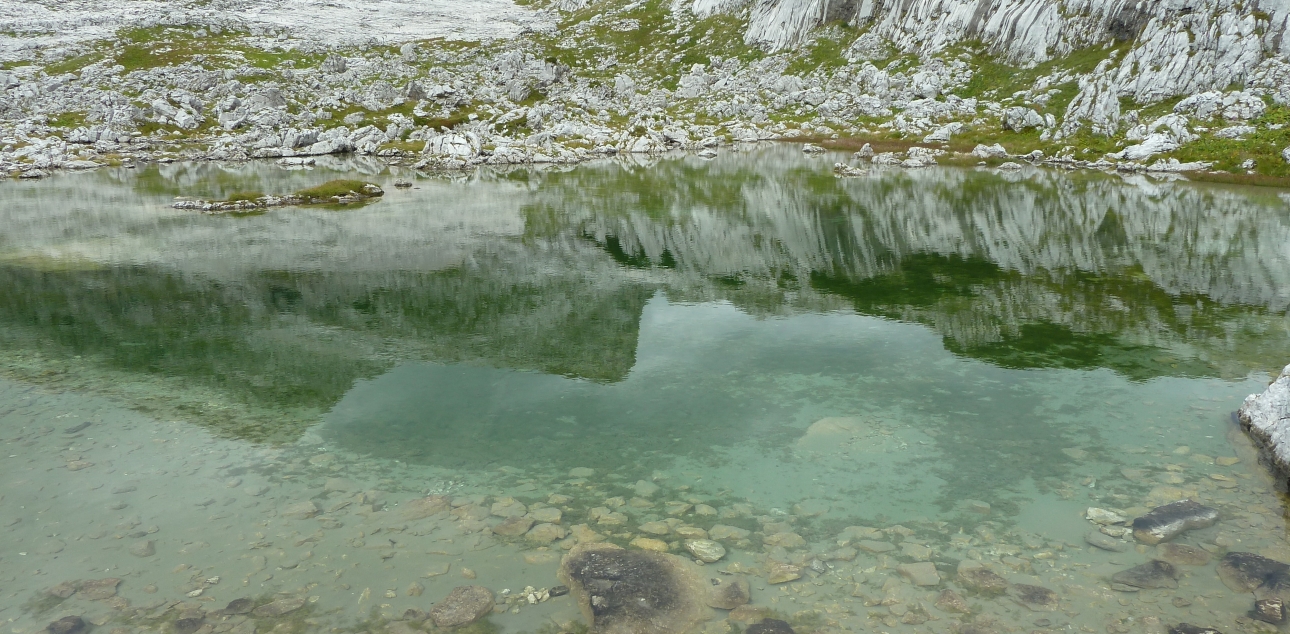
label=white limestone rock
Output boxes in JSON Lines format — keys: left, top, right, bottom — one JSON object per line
{"left": 1239, "top": 365, "right": 1290, "bottom": 483}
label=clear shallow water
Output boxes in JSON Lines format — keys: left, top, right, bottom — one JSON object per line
{"left": 3, "top": 149, "right": 1290, "bottom": 634}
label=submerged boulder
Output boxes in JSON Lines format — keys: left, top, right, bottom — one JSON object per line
{"left": 429, "top": 586, "right": 494, "bottom": 629}
{"left": 1112, "top": 560, "right": 1178, "bottom": 590}
{"left": 1131, "top": 500, "right": 1218, "bottom": 544}
{"left": 558, "top": 542, "right": 708, "bottom": 634}
{"left": 1217, "top": 552, "right": 1290, "bottom": 593}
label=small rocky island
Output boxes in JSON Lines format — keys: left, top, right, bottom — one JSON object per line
{"left": 172, "top": 179, "right": 383, "bottom": 212}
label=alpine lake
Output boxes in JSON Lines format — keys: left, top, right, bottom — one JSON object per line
{"left": 3, "top": 146, "right": 1290, "bottom": 634}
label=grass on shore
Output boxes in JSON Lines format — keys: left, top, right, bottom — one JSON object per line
{"left": 295, "top": 180, "right": 378, "bottom": 199}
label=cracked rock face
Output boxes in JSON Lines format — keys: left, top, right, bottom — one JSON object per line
{"left": 1238, "top": 365, "right": 1290, "bottom": 486}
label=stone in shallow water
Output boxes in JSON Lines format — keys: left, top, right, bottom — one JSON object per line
{"left": 1086, "top": 507, "right": 1128, "bottom": 525}
{"left": 1157, "top": 543, "right": 1210, "bottom": 566}
{"left": 1131, "top": 500, "right": 1218, "bottom": 544}
{"left": 935, "top": 589, "right": 970, "bottom": 613}
{"left": 529, "top": 506, "right": 562, "bottom": 524}
{"left": 1085, "top": 531, "right": 1126, "bottom": 552}
{"left": 1112, "top": 560, "right": 1178, "bottom": 590}
{"left": 492, "top": 516, "right": 535, "bottom": 537}
{"left": 709, "top": 524, "right": 750, "bottom": 541}
{"left": 46, "top": 616, "right": 85, "bottom": 634}
{"left": 47, "top": 582, "right": 77, "bottom": 599}
{"left": 1169, "top": 625, "right": 1222, "bottom": 634}
{"left": 898, "top": 562, "right": 940, "bottom": 586}
{"left": 79, "top": 578, "right": 120, "bottom": 600}
{"left": 174, "top": 617, "right": 204, "bottom": 634}
{"left": 1011, "top": 584, "right": 1058, "bottom": 611}
{"left": 558, "top": 542, "right": 707, "bottom": 634}
{"left": 685, "top": 539, "right": 726, "bottom": 563}
{"left": 281, "top": 501, "right": 319, "bottom": 519}
{"left": 251, "top": 597, "right": 306, "bottom": 617}
{"left": 639, "top": 521, "right": 671, "bottom": 535}
{"left": 767, "top": 562, "right": 802, "bottom": 584}
{"left": 856, "top": 540, "right": 895, "bottom": 553}
{"left": 129, "top": 539, "right": 155, "bottom": 557}
{"left": 429, "top": 586, "right": 494, "bottom": 629}
{"left": 526, "top": 523, "right": 567, "bottom": 544}
{"left": 1255, "top": 598, "right": 1286, "bottom": 624}
{"left": 957, "top": 564, "right": 1008, "bottom": 595}
{"left": 630, "top": 537, "right": 669, "bottom": 552}
{"left": 221, "top": 598, "right": 254, "bottom": 615}
{"left": 400, "top": 495, "right": 450, "bottom": 519}
{"left": 707, "top": 576, "right": 750, "bottom": 609}
{"left": 1217, "top": 552, "right": 1290, "bottom": 592}
{"left": 747, "top": 619, "right": 796, "bottom": 634}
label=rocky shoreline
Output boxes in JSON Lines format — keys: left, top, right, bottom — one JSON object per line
{"left": 3, "top": 0, "right": 1290, "bottom": 183}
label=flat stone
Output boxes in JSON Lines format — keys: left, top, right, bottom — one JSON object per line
{"left": 767, "top": 562, "right": 802, "bottom": 584}
{"left": 764, "top": 532, "right": 806, "bottom": 549}
{"left": 281, "top": 501, "right": 319, "bottom": 520}
{"left": 1218, "top": 552, "right": 1290, "bottom": 592}
{"left": 490, "top": 498, "right": 527, "bottom": 517}
{"left": 1085, "top": 531, "right": 1127, "bottom": 552}
{"left": 901, "top": 542, "right": 933, "bottom": 560}
{"left": 1011, "top": 584, "right": 1058, "bottom": 610}
{"left": 630, "top": 537, "right": 670, "bottom": 552}
{"left": 525, "top": 523, "right": 567, "bottom": 544}
{"left": 429, "top": 586, "right": 494, "bottom": 629}
{"left": 1169, "top": 625, "right": 1222, "bottom": 634}
{"left": 685, "top": 539, "right": 726, "bottom": 563}
{"left": 569, "top": 467, "right": 595, "bottom": 477}
{"left": 1131, "top": 500, "right": 1218, "bottom": 544}
{"left": 492, "top": 516, "right": 536, "bottom": 537}
{"left": 957, "top": 565, "right": 1008, "bottom": 595}
{"left": 46, "top": 616, "right": 86, "bottom": 634}
{"left": 1112, "top": 560, "right": 1178, "bottom": 590}
{"left": 675, "top": 526, "right": 708, "bottom": 539}
{"left": 634, "top": 480, "right": 660, "bottom": 498}
{"left": 1157, "top": 543, "right": 1210, "bottom": 566}
{"left": 79, "top": 578, "right": 121, "bottom": 600}
{"left": 47, "top": 582, "right": 78, "bottom": 599}
{"left": 251, "top": 597, "right": 306, "bottom": 617}
{"left": 898, "top": 562, "right": 941, "bottom": 586}
{"left": 707, "top": 576, "right": 750, "bottom": 609}
{"left": 709, "top": 525, "right": 751, "bottom": 541}
{"left": 1086, "top": 507, "right": 1128, "bottom": 525}
{"left": 935, "top": 589, "right": 970, "bottom": 613}
{"left": 856, "top": 539, "right": 896, "bottom": 553}
{"left": 129, "top": 540, "right": 155, "bottom": 557}
{"left": 400, "top": 495, "right": 450, "bottom": 519}
{"left": 220, "top": 598, "right": 254, "bottom": 615}
{"left": 639, "top": 521, "right": 671, "bottom": 535}
{"left": 529, "top": 507, "right": 562, "bottom": 524}
{"left": 747, "top": 619, "right": 796, "bottom": 634}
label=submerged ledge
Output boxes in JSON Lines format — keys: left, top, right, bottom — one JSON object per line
{"left": 1239, "top": 365, "right": 1290, "bottom": 487}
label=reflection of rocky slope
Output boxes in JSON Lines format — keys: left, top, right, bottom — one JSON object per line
{"left": 1, "top": 153, "right": 1288, "bottom": 440}
{"left": 525, "top": 148, "right": 1290, "bottom": 377}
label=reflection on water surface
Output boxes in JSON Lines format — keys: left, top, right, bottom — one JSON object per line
{"left": 1, "top": 149, "right": 1290, "bottom": 634}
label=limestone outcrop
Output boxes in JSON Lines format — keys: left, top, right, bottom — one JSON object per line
{"left": 1238, "top": 364, "right": 1290, "bottom": 486}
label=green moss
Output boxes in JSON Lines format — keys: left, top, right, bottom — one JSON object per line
{"left": 44, "top": 51, "right": 108, "bottom": 75}
{"left": 959, "top": 41, "right": 1129, "bottom": 115}
{"left": 295, "top": 179, "right": 378, "bottom": 199}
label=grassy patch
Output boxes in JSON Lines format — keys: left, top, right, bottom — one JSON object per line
{"left": 958, "top": 41, "right": 1129, "bottom": 115}
{"left": 226, "top": 191, "right": 265, "bottom": 202}
{"left": 295, "top": 180, "right": 378, "bottom": 199}
{"left": 787, "top": 24, "right": 860, "bottom": 75}
{"left": 47, "top": 111, "right": 88, "bottom": 129}
{"left": 44, "top": 50, "right": 109, "bottom": 75}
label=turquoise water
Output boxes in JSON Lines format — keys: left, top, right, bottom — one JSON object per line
{"left": 2, "top": 149, "right": 1290, "bottom": 634}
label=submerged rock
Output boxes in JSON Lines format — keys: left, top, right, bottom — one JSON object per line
{"left": 1112, "top": 560, "right": 1179, "bottom": 590}
{"left": 221, "top": 598, "right": 254, "bottom": 615}
{"left": 1085, "top": 531, "right": 1127, "bottom": 552}
{"left": 898, "top": 562, "right": 940, "bottom": 586}
{"left": 707, "top": 577, "right": 750, "bottom": 609}
{"left": 1217, "top": 552, "right": 1290, "bottom": 593}
{"left": 935, "top": 589, "right": 970, "bottom": 613}
{"left": 1011, "top": 584, "right": 1059, "bottom": 611}
{"left": 558, "top": 542, "right": 707, "bottom": 634}
{"left": 429, "top": 586, "right": 494, "bottom": 629}
{"left": 1169, "top": 625, "right": 1222, "bottom": 634}
{"left": 1255, "top": 598, "right": 1286, "bottom": 624}
{"left": 958, "top": 564, "right": 1008, "bottom": 595}
{"left": 684, "top": 539, "right": 726, "bottom": 563}
{"left": 1131, "top": 500, "right": 1218, "bottom": 544}
{"left": 46, "top": 616, "right": 85, "bottom": 634}
{"left": 251, "top": 597, "right": 306, "bottom": 617}
{"left": 746, "top": 619, "right": 795, "bottom": 634}
{"left": 1157, "top": 543, "right": 1210, "bottom": 566}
